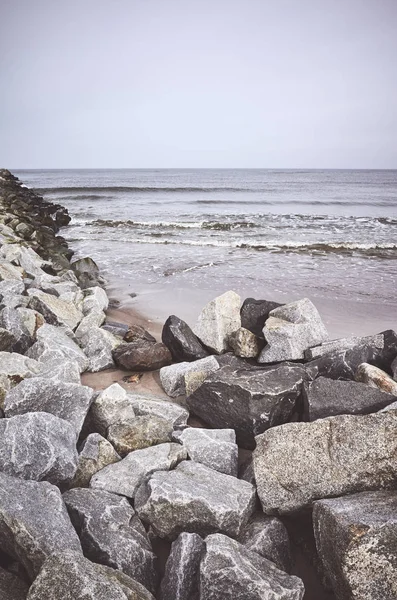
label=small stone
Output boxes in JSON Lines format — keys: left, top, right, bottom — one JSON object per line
{"left": 108, "top": 415, "right": 174, "bottom": 456}
{"left": 70, "top": 433, "right": 121, "bottom": 488}
{"left": 240, "top": 298, "right": 282, "bottom": 337}
{"left": 162, "top": 315, "right": 209, "bottom": 362}
{"left": 160, "top": 356, "right": 219, "bottom": 397}
{"left": 124, "top": 324, "right": 156, "bottom": 344}
{"left": 27, "top": 289, "right": 83, "bottom": 329}
{"left": 355, "top": 362, "right": 397, "bottom": 395}
{"left": 228, "top": 327, "right": 264, "bottom": 358}
{"left": 126, "top": 393, "right": 189, "bottom": 428}
{"left": 159, "top": 532, "right": 204, "bottom": 600}
{"left": 193, "top": 291, "right": 241, "bottom": 354}
{"left": 113, "top": 341, "right": 172, "bottom": 371}
{"left": 238, "top": 513, "right": 292, "bottom": 573}
{"left": 89, "top": 383, "right": 135, "bottom": 436}
{"left": 178, "top": 428, "right": 238, "bottom": 476}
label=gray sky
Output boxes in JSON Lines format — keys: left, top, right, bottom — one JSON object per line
{"left": 1, "top": 0, "right": 396, "bottom": 168}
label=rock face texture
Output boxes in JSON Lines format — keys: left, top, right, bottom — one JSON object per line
{"left": 162, "top": 315, "right": 209, "bottom": 362}
{"left": 200, "top": 533, "right": 305, "bottom": 600}
{"left": 304, "top": 332, "right": 385, "bottom": 360}
{"left": 228, "top": 327, "right": 264, "bottom": 358}
{"left": 0, "top": 473, "right": 82, "bottom": 580}
{"left": 159, "top": 532, "right": 204, "bottom": 600}
{"left": 81, "top": 326, "right": 120, "bottom": 372}
{"left": 70, "top": 433, "right": 121, "bottom": 488}
{"left": 258, "top": 298, "right": 329, "bottom": 363}
{"left": 126, "top": 394, "right": 189, "bottom": 428}
{"left": 238, "top": 513, "right": 292, "bottom": 573}
{"left": 113, "top": 341, "right": 172, "bottom": 371}
{"left": 0, "top": 351, "right": 41, "bottom": 381}
{"left": 253, "top": 410, "right": 397, "bottom": 514}
{"left": 27, "top": 323, "right": 88, "bottom": 372}
{"left": 0, "top": 566, "right": 29, "bottom": 600}
{"left": 313, "top": 491, "right": 397, "bottom": 600}
{"left": 107, "top": 415, "right": 174, "bottom": 455}
{"left": 89, "top": 383, "right": 136, "bottom": 436}
{"left": 193, "top": 291, "right": 241, "bottom": 354}
{"left": 177, "top": 428, "right": 238, "bottom": 476}
{"left": 135, "top": 461, "right": 256, "bottom": 539}
{"left": 27, "top": 288, "right": 83, "bottom": 329}
{"left": 160, "top": 356, "right": 219, "bottom": 397}
{"left": 187, "top": 363, "right": 306, "bottom": 448}
{"left": 240, "top": 298, "right": 282, "bottom": 337}
{"left": 355, "top": 362, "right": 397, "bottom": 395}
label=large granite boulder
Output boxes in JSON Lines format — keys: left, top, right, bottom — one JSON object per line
{"left": 0, "top": 412, "right": 78, "bottom": 485}
{"left": 176, "top": 427, "right": 238, "bottom": 476}
{"left": 63, "top": 488, "right": 158, "bottom": 592}
{"left": 160, "top": 356, "right": 219, "bottom": 397}
{"left": 305, "top": 331, "right": 385, "bottom": 360}
{"left": 107, "top": 415, "right": 174, "bottom": 455}
{"left": 238, "top": 513, "right": 292, "bottom": 573}
{"left": 313, "top": 490, "right": 397, "bottom": 600}
{"left": 81, "top": 326, "right": 121, "bottom": 372}
{"left": 90, "top": 442, "right": 187, "bottom": 499}
{"left": 70, "top": 433, "right": 121, "bottom": 488}
{"left": 302, "top": 376, "right": 396, "bottom": 420}
{"left": 193, "top": 291, "right": 241, "bottom": 354}
{"left": 258, "top": 298, "right": 328, "bottom": 363}
{"left": 187, "top": 363, "right": 306, "bottom": 448}
{"left": 0, "top": 566, "right": 29, "bottom": 600}
{"left": 113, "top": 341, "right": 172, "bottom": 371}
{"left": 0, "top": 473, "right": 82, "bottom": 580}
{"left": 27, "top": 324, "right": 88, "bottom": 372}
{"left": 240, "top": 298, "right": 282, "bottom": 337}
{"left": 159, "top": 532, "right": 204, "bottom": 600}
{"left": 162, "top": 315, "right": 209, "bottom": 362}
{"left": 253, "top": 410, "right": 397, "bottom": 514}
{"left": 27, "top": 288, "right": 83, "bottom": 329}
{"left": 135, "top": 460, "right": 256, "bottom": 539}
{"left": 355, "top": 362, "right": 397, "bottom": 395}
{"left": 37, "top": 359, "right": 81, "bottom": 384}
{"left": 126, "top": 393, "right": 189, "bottom": 428}
{"left": 200, "top": 533, "right": 304, "bottom": 600}
{"left": 88, "top": 383, "right": 136, "bottom": 436}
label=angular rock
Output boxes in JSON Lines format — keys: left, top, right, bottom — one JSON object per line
{"left": 126, "top": 393, "right": 189, "bottom": 428}
{"left": 356, "top": 362, "right": 397, "bottom": 395}
{"left": 0, "top": 473, "right": 82, "bottom": 580}
{"left": 162, "top": 315, "right": 209, "bottom": 362}
{"left": 71, "top": 255, "right": 105, "bottom": 288}
{"left": 81, "top": 326, "right": 121, "bottom": 372}
{"left": 37, "top": 359, "right": 81, "bottom": 384}
{"left": 0, "top": 307, "right": 33, "bottom": 353}
{"left": 89, "top": 383, "right": 135, "bottom": 436}
{"left": 124, "top": 324, "right": 156, "bottom": 344}
{"left": 108, "top": 415, "right": 174, "bottom": 456}
{"left": 159, "top": 532, "right": 204, "bottom": 600}
{"left": 135, "top": 460, "right": 256, "bottom": 539}
{"left": 0, "top": 566, "right": 29, "bottom": 600}
{"left": 187, "top": 363, "right": 306, "bottom": 449}
{"left": 27, "top": 324, "right": 88, "bottom": 372}
{"left": 0, "top": 280, "right": 25, "bottom": 299}
{"left": 253, "top": 410, "right": 397, "bottom": 514}
{"left": 0, "top": 351, "right": 41, "bottom": 383}
{"left": 313, "top": 490, "right": 397, "bottom": 600}
{"left": 0, "top": 261, "right": 23, "bottom": 281}
{"left": 258, "top": 298, "right": 329, "bottom": 363}
{"left": 240, "top": 298, "right": 282, "bottom": 337}
{"left": 26, "top": 551, "right": 155, "bottom": 600}
{"left": 90, "top": 442, "right": 187, "bottom": 499}
{"left": 302, "top": 376, "right": 396, "bottom": 421}
{"left": 17, "top": 306, "right": 45, "bottom": 337}
{"left": 113, "top": 340, "right": 172, "bottom": 371}
{"left": 70, "top": 433, "right": 121, "bottom": 488}
{"left": 82, "top": 286, "right": 109, "bottom": 315}
{"left": 27, "top": 289, "right": 83, "bottom": 329}
{"left": 238, "top": 513, "right": 292, "bottom": 573}
{"left": 184, "top": 370, "right": 212, "bottom": 396}
{"left": 178, "top": 427, "right": 238, "bottom": 476}
{"left": 193, "top": 290, "right": 241, "bottom": 354}
{"left": 160, "top": 355, "right": 219, "bottom": 397}
{"left": 305, "top": 331, "right": 385, "bottom": 360}
{"left": 200, "top": 533, "right": 304, "bottom": 599}
{"left": 228, "top": 327, "right": 264, "bottom": 358}
{"left": 63, "top": 488, "right": 158, "bottom": 592}
{"left": 0, "top": 327, "right": 16, "bottom": 352}
{"left": 0, "top": 412, "right": 78, "bottom": 485}
{"left": 4, "top": 378, "right": 94, "bottom": 437}
{"left": 74, "top": 310, "right": 106, "bottom": 339}
{"left": 102, "top": 320, "right": 129, "bottom": 338}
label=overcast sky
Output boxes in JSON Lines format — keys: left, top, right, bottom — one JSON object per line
{"left": 1, "top": 0, "right": 396, "bottom": 169}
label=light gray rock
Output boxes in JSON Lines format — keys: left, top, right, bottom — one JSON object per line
{"left": 253, "top": 410, "right": 397, "bottom": 514}
{"left": 4, "top": 378, "right": 94, "bottom": 438}
{"left": 17, "top": 307, "right": 45, "bottom": 337}
{"left": 0, "top": 566, "right": 29, "bottom": 600}
{"left": 238, "top": 513, "right": 292, "bottom": 573}
{"left": 313, "top": 490, "right": 397, "bottom": 600}
{"left": 0, "top": 351, "right": 41, "bottom": 382}
{"left": 70, "top": 433, "right": 121, "bottom": 488}
{"left": 0, "top": 473, "right": 82, "bottom": 580}
{"left": 27, "top": 323, "right": 88, "bottom": 372}
{"left": 0, "top": 412, "right": 78, "bottom": 485}
{"left": 355, "top": 362, "right": 397, "bottom": 395}
{"left": 178, "top": 427, "right": 238, "bottom": 476}
{"left": 37, "top": 359, "right": 81, "bottom": 384}
{"left": 159, "top": 532, "right": 204, "bottom": 600}
{"left": 90, "top": 442, "right": 187, "bottom": 499}
{"left": 89, "top": 383, "right": 135, "bottom": 436}
{"left": 63, "top": 488, "right": 158, "bottom": 592}
{"left": 193, "top": 290, "right": 241, "bottom": 354}
{"left": 81, "top": 326, "right": 121, "bottom": 372}
{"left": 200, "top": 533, "right": 305, "bottom": 600}
{"left": 228, "top": 327, "right": 264, "bottom": 358}
{"left": 0, "top": 261, "right": 23, "bottom": 281}
{"left": 82, "top": 286, "right": 109, "bottom": 315}
{"left": 108, "top": 415, "right": 174, "bottom": 456}
{"left": 126, "top": 393, "right": 189, "bottom": 428}
{"left": 135, "top": 460, "right": 256, "bottom": 539}
{"left": 74, "top": 310, "right": 106, "bottom": 339}
{"left": 0, "top": 306, "right": 33, "bottom": 353}
{"left": 0, "top": 372, "right": 11, "bottom": 409}
{"left": 305, "top": 332, "right": 385, "bottom": 360}
{"left": 26, "top": 551, "right": 155, "bottom": 600}
{"left": 27, "top": 289, "right": 83, "bottom": 329}
{"left": 2, "top": 245, "right": 49, "bottom": 278}
{"left": 0, "top": 279, "right": 25, "bottom": 298}
{"left": 160, "top": 356, "right": 219, "bottom": 397}
{"left": 259, "top": 298, "right": 329, "bottom": 363}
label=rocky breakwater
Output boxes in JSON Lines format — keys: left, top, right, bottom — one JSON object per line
{"left": 0, "top": 169, "right": 396, "bottom": 599}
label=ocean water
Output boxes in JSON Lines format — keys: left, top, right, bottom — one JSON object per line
{"left": 16, "top": 169, "right": 397, "bottom": 330}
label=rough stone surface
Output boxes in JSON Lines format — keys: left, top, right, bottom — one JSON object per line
{"left": 200, "top": 533, "right": 304, "bottom": 600}
{"left": 302, "top": 376, "right": 396, "bottom": 420}
{"left": 392, "top": 355, "right": 397, "bottom": 380}
{"left": 26, "top": 551, "right": 155, "bottom": 600}
{"left": 135, "top": 460, "right": 256, "bottom": 539}
{"left": 89, "top": 383, "right": 136, "bottom": 436}
{"left": 162, "top": 315, "right": 209, "bottom": 362}
{"left": 0, "top": 473, "right": 82, "bottom": 580}
{"left": 228, "top": 327, "right": 264, "bottom": 358}
{"left": 27, "top": 288, "right": 83, "bottom": 329}
{"left": 70, "top": 433, "right": 121, "bottom": 488}
{"left": 355, "top": 362, "right": 397, "bottom": 395}
{"left": 0, "top": 351, "right": 41, "bottom": 382}
{"left": 178, "top": 427, "right": 238, "bottom": 476}
{"left": 0, "top": 566, "right": 29, "bottom": 600}
{"left": 159, "top": 532, "right": 204, "bottom": 600}
{"left": 27, "top": 324, "right": 88, "bottom": 372}
{"left": 160, "top": 356, "right": 219, "bottom": 397}
{"left": 82, "top": 286, "right": 109, "bottom": 315}
{"left": 184, "top": 370, "right": 212, "bottom": 396}
{"left": 90, "top": 442, "right": 187, "bottom": 499}
{"left": 240, "top": 298, "right": 282, "bottom": 337}
{"left": 0, "top": 307, "right": 32, "bottom": 353}
{"left": 124, "top": 324, "right": 156, "bottom": 344}
{"left": 63, "top": 488, "right": 158, "bottom": 592}
{"left": 74, "top": 310, "right": 106, "bottom": 339}
{"left": 37, "top": 359, "right": 81, "bottom": 384}
{"left": 253, "top": 410, "right": 397, "bottom": 514}
{"left": 305, "top": 332, "right": 385, "bottom": 360}
{"left": 4, "top": 378, "right": 94, "bottom": 437}
{"left": 0, "top": 412, "right": 78, "bottom": 485}
{"left": 108, "top": 415, "right": 174, "bottom": 456}
{"left": 0, "top": 327, "right": 16, "bottom": 352}
{"left": 187, "top": 363, "right": 306, "bottom": 449}
{"left": 238, "top": 513, "right": 292, "bottom": 573}
{"left": 259, "top": 298, "right": 329, "bottom": 363}
{"left": 313, "top": 490, "right": 397, "bottom": 600}
{"left": 113, "top": 341, "right": 172, "bottom": 371}
{"left": 126, "top": 393, "right": 189, "bottom": 428}
{"left": 193, "top": 290, "right": 241, "bottom": 354}
{"left": 81, "top": 326, "right": 121, "bottom": 372}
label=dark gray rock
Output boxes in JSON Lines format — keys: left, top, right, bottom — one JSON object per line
{"left": 113, "top": 341, "right": 172, "bottom": 371}
{"left": 162, "top": 315, "right": 209, "bottom": 362}
{"left": 240, "top": 298, "right": 282, "bottom": 337}
{"left": 253, "top": 410, "right": 397, "bottom": 514}
{"left": 355, "top": 362, "right": 397, "bottom": 395}
{"left": 63, "top": 488, "right": 158, "bottom": 593}
{"left": 0, "top": 473, "right": 82, "bottom": 580}
{"left": 305, "top": 332, "right": 385, "bottom": 360}
{"left": 102, "top": 320, "right": 129, "bottom": 338}
{"left": 392, "top": 355, "right": 397, "bottom": 380}
{"left": 193, "top": 291, "right": 241, "bottom": 354}
{"left": 70, "top": 433, "right": 121, "bottom": 488}
{"left": 238, "top": 513, "right": 292, "bottom": 573}
{"left": 0, "top": 412, "right": 78, "bottom": 485}
{"left": 0, "top": 327, "right": 16, "bottom": 352}
{"left": 0, "top": 307, "right": 32, "bottom": 353}
{"left": 0, "top": 566, "right": 29, "bottom": 600}
{"left": 313, "top": 490, "right": 397, "bottom": 600}
{"left": 135, "top": 460, "right": 256, "bottom": 539}
{"left": 302, "top": 376, "right": 396, "bottom": 420}
{"left": 187, "top": 363, "right": 306, "bottom": 449}
{"left": 200, "top": 533, "right": 304, "bottom": 600}
{"left": 159, "top": 532, "right": 204, "bottom": 600}
{"left": 177, "top": 427, "right": 238, "bottom": 476}
{"left": 107, "top": 415, "right": 174, "bottom": 456}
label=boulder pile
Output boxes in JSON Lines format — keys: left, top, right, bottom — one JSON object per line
{"left": 0, "top": 169, "right": 396, "bottom": 599}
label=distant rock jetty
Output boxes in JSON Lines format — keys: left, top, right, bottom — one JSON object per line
{"left": 1, "top": 168, "right": 397, "bottom": 600}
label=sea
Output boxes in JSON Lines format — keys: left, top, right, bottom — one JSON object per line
{"left": 15, "top": 169, "right": 397, "bottom": 336}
